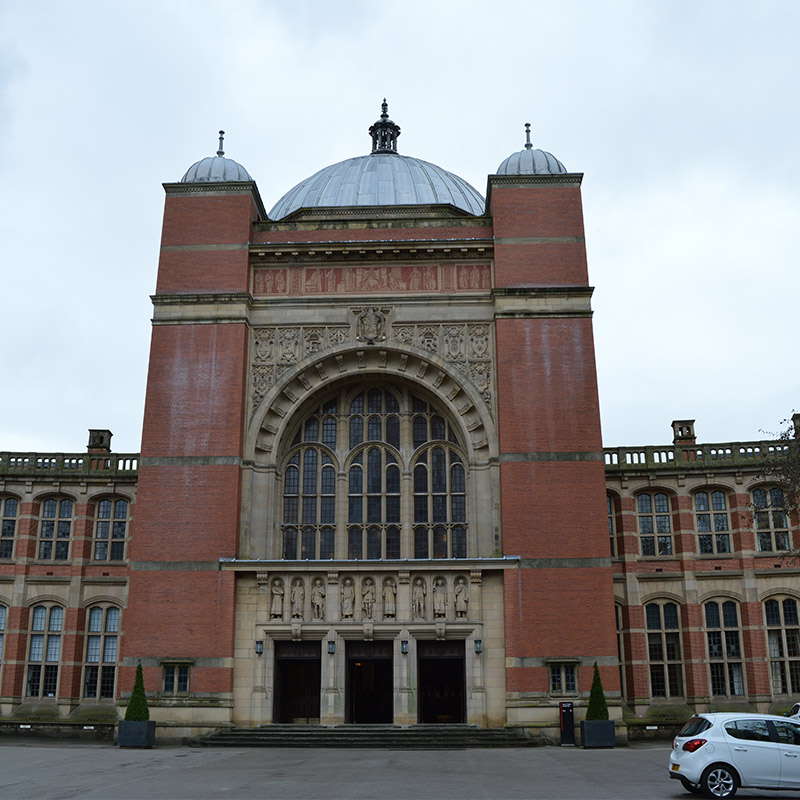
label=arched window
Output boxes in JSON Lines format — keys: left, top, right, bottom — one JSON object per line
{"left": 1, "top": 497, "right": 18, "bottom": 559}
{"left": 83, "top": 606, "right": 120, "bottom": 699}
{"left": 645, "top": 601, "right": 683, "bottom": 698}
{"left": 753, "top": 488, "right": 791, "bottom": 552}
{"left": 694, "top": 491, "right": 731, "bottom": 554}
{"left": 38, "top": 498, "right": 73, "bottom": 561}
{"left": 765, "top": 597, "right": 800, "bottom": 694}
{"left": 27, "top": 605, "right": 64, "bottom": 698}
{"left": 705, "top": 600, "right": 744, "bottom": 696}
{"left": 280, "top": 385, "right": 467, "bottom": 560}
{"left": 636, "top": 493, "right": 672, "bottom": 556}
{"left": 93, "top": 499, "right": 130, "bottom": 561}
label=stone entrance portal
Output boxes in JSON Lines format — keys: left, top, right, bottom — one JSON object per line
{"left": 274, "top": 641, "right": 321, "bottom": 723}
{"left": 346, "top": 641, "right": 393, "bottom": 723}
{"left": 418, "top": 640, "right": 465, "bottom": 723}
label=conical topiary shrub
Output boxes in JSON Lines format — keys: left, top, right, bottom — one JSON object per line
{"left": 124, "top": 662, "right": 150, "bottom": 721}
{"left": 585, "top": 662, "right": 609, "bottom": 721}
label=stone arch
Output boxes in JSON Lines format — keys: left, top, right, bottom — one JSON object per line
{"left": 246, "top": 343, "right": 496, "bottom": 466}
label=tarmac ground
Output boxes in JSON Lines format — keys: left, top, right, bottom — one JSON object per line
{"left": 2, "top": 740, "right": 800, "bottom": 800}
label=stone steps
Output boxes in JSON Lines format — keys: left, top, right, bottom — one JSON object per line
{"left": 202, "top": 724, "right": 537, "bottom": 748}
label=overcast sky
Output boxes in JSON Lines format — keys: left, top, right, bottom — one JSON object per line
{"left": 1, "top": 0, "right": 798, "bottom": 454}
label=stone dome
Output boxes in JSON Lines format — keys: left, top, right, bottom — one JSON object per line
{"left": 495, "top": 123, "right": 567, "bottom": 176}
{"left": 181, "top": 131, "right": 252, "bottom": 183}
{"left": 269, "top": 101, "right": 485, "bottom": 220}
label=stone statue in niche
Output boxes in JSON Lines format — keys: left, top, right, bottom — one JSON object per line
{"left": 291, "top": 579, "right": 305, "bottom": 619}
{"left": 454, "top": 577, "right": 469, "bottom": 619}
{"left": 433, "top": 577, "right": 447, "bottom": 618}
{"left": 270, "top": 579, "right": 284, "bottom": 619}
{"left": 356, "top": 307, "right": 386, "bottom": 344}
{"left": 383, "top": 579, "right": 397, "bottom": 619}
{"left": 412, "top": 578, "right": 427, "bottom": 620}
{"left": 341, "top": 578, "right": 355, "bottom": 619}
{"left": 362, "top": 578, "right": 376, "bottom": 619}
{"left": 311, "top": 578, "right": 326, "bottom": 620}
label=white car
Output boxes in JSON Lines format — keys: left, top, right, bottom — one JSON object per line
{"left": 669, "top": 712, "right": 800, "bottom": 797}
{"left": 788, "top": 702, "right": 800, "bottom": 720}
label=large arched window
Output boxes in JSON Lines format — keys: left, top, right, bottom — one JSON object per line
{"left": 280, "top": 384, "right": 467, "bottom": 560}
{"left": 645, "top": 600, "right": 683, "bottom": 698}
{"left": 26, "top": 605, "right": 64, "bottom": 698}
{"left": 83, "top": 606, "right": 120, "bottom": 699}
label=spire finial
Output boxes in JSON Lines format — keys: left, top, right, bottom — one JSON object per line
{"left": 524, "top": 123, "right": 532, "bottom": 150}
{"left": 369, "top": 99, "right": 401, "bottom": 154}
{"left": 217, "top": 130, "right": 225, "bottom": 157}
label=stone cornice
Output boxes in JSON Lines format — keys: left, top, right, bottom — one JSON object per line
{"left": 250, "top": 239, "right": 493, "bottom": 265}
{"left": 162, "top": 181, "right": 267, "bottom": 221}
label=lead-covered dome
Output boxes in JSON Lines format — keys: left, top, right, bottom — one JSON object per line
{"left": 496, "top": 123, "right": 567, "bottom": 175}
{"left": 181, "top": 131, "right": 252, "bottom": 183}
{"left": 269, "top": 101, "right": 485, "bottom": 220}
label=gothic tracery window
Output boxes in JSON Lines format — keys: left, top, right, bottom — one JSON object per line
{"left": 280, "top": 385, "right": 467, "bottom": 560}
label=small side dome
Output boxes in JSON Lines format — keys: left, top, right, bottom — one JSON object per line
{"left": 181, "top": 131, "right": 253, "bottom": 183}
{"left": 496, "top": 123, "right": 567, "bottom": 175}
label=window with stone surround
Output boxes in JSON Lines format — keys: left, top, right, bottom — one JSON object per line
{"left": 765, "top": 597, "right": 800, "bottom": 694}
{"left": 0, "top": 496, "right": 18, "bottom": 559}
{"left": 549, "top": 661, "right": 578, "bottom": 695}
{"left": 280, "top": 384, "right": 467, "bottom": 561}
{"left": 83, "top": 606, "right": 120, "bottom": 699}
{"left": 38, "top": 498, "right": 73, "bottom": 560}
{"left": 636, "top": 492, "right": 673, "bottom": 556}
{"left": 607, "top": 494, "right": 618, "bottom": 557}
{"left": 753, "top": 488, "right": 791, "bottom": 552}
{"left": 705, "top": 600, "right": 744, "bottom": 696}
{"left": 162, "top": 663, "right": 191, "bottom": 694}
{"left": 646, "top": 601, "right": 683, "bottom": 698}
{"left": 694, "top": 490, "right": 731, "bottom": 554}
{"left": 93, "top": 498, "right": 129, "bottom": 561}
{"left": 26, "top": 605, "right": 63, "bottom": 698}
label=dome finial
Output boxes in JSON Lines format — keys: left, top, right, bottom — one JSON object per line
{"left": 217, "top": 130, "right": 225, "bottom": 157}
{"left": 369, "top": 100, "right": 401, "bottom": 154}
{"left": 524, "top": 123, "right": 532, "bottom": 150}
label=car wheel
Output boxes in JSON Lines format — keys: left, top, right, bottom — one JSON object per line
{"left": 679, "top": 776, "right": 702, "bottom": 795}
{"left": 700, "top": 764, "right": 739, "bottom": 799}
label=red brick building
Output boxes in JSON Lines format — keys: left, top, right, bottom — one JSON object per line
{"left": 0, "top": 106, "right": 796, "bottom": 742}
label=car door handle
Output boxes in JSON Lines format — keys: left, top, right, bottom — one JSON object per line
{"left": 733, "top": 747, "right": 748, "bottom": 751}
{"left": 784, "top": 753, "right": 798, "bottom": 758}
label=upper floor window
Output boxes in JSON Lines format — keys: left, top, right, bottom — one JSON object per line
{"left": 0, "top": 605, "right": 6, "bottom": 662}
{"left": 765, "top": 597, "right": 800, "bottom": 695}
{"left": 646, "top": 601, "right": 683, "bottom": 698}
{"left": 753, "top": 488, "right": 790, "bottom": 552}
{"left": 637, "top": 493, "right": 672, "bottom": 556}
{"left": 0, "top": 497, "right": 18, "bottom": 559}
{"left": 695, "top": 491, "right": 731, "bottom": 554}
{"left": 281, "top": 385, "right": 467, "bottom": 561}
{"left": 607, "top": 495, "right": 617, "bottom": 557}
{"left": 94, "top": 499, "right": 129, "bottom": 561}
{"left": 38, "top": 498, "right": 73, "bottom": 560}
{"left": 705, "top": 600, "right": 744, "bottom": 696}
{"left": 83, "top": 606, "right": 120, "bottom": 699}
{"left": 27, "top": 605, "right": 63, "bottom": 698}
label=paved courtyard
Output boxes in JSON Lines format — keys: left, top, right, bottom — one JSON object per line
{"left": 1, "top": 740, "right": 800, "bottom": 799}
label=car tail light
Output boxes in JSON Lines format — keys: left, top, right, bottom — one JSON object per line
{"left": 682, "top": 738, "right": 707, "bottom": 753}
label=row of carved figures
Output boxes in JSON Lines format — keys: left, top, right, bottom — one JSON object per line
{"left": 269, "top": 575, "right": 470, "bottom": 622}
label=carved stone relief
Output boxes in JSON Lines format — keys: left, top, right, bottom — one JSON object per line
{"left": 412, "top": 577, "right": 427, "bottom": 620}
{"left": 361, "top": 577, "right": 376, "bottom": 619}
{"left": 270, "top": 579, "right": 284, "bottom": 619}
{"left": 382, "top": 578, "right": 397, "bottom": 619}
{"left": 433, "top": 577, "right": 448, "bottom": 618}
{"left": 251, "top": 321, "right": 493, "bottom": 413}
{"left": 454, "top": 576, "right": 469, "bottom": 618}
{"left": 341, "top": 578, "right": 355, "bottom": 619}
{"left": 311, "top": 578, "right": 326, "bottom": 620}
{"left": 290, "top": 578, "right": 305, "bottom": 620}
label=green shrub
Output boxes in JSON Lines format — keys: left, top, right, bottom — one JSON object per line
{"left": 124, "top": 662, "right": 150, "bottom": 721}
{"left": 585, "top": 662, "right": 609, "bottom": 721}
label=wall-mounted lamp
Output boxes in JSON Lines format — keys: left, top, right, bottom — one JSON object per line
{"left": 401, "top": 640, "right": 409, "bottom": 655}
{"left": 474, "top": 639, "right": 483, "bottom": 655}
{"left": 327, "top": 641, "right": 336, "bottom": 655}
{"left": 255, "top": 640, "right": 264, "bottom": 656}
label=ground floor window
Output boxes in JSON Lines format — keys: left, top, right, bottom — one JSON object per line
{"left": 163, "top": 663, "right": 190, "bottom": 694}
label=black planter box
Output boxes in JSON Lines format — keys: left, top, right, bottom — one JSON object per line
{"left": 117, "top": 720, "right": 156, "bottom": 748}
{"left": 580, "top": 719, "right": 616, "bottom": 748}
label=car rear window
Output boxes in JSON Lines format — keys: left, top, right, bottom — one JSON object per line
{"left": 679, "top": 717, "right": 712, "bottom": 737}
